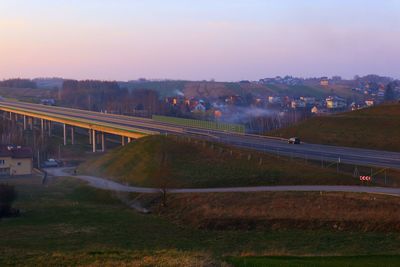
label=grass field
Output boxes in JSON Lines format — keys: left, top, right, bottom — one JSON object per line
{"left": 152, "top": 115, "right": 245, "bottom": 133}
{"left": 1, "top": 176, "right": 400, "bottom": 266}
{"left": 271, "top": 104, "right": 400, "bottom": 152}
{"left": 79, "top": 135, "right": 362, "bottom": 188}
{"left": 227, "top": 255, "right": 400, "bottom": 267}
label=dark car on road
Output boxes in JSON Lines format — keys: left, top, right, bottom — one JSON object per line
{"left": 288, "top": 137, "right": 301, "bottom": 144}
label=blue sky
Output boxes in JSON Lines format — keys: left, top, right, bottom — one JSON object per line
{"left": 0, "top": 0, "right": 399, "bottom": 81}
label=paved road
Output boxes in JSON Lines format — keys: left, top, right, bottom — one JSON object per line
{"left": 3, "top": 100, "right": 400, "bottom": 169}
{"left": 45, "top": 168, "right": 400, "bottom": 197}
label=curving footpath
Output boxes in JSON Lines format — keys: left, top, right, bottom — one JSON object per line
{"left": 45, "top": 168, "right": 400, "bottom": 197}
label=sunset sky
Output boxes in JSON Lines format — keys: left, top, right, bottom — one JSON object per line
{"left": 0, "top": 0, "right": 399, "bottom": 81}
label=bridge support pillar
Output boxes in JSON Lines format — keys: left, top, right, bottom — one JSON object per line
{"left": 48, "top": 121, "right": 52, "bottom": 136}
{"left": 41, "top": 119, "right": 44, "bottom": 135}
{"left": 71, "top": 127, "right": 75, "bottom": 145}
{"left": 101, "top": 132, "right": 105, "bottom": 152}
{"left": 9, "top": 112, "right": 12, "bottom": 120}
{"left": 128, "top": 137, "right": 131, "bottom": 143}
{"left": 23, "top": 115, "right": 27, "bottom": 130}
{"left": 63, "top": 124, "right": 67, "bottom": 146}
{"left": 89, "top": 129, "right": 92, "bottom": 145}
{"left": 121, "top": 136, "right": 125, "bottom": 146}
{"left": 29, "top": 118, "right": 33, "bottom": 130}
{"left": 92, "top": 130, "right": 96, "bottom": 153}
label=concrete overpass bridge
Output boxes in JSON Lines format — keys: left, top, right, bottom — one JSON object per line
{"left": 1, "top": 99, "right": 400, "bottom": 170}
{"left": 0, "top": 99, "right": 184, "bottom": 152}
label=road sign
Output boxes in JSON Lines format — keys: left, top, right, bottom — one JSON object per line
{"left": 359, "top": 176, "right": 371, "bottom": 181}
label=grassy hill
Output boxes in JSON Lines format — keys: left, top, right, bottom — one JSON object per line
{"left": 79, "top": 135, "right": 360, "bottom": 188}
{"left": 120, "top": 80, "right": 361, "bottom": 100}
{"left": 271, "top": 104, "right": 400, "bottom": 152}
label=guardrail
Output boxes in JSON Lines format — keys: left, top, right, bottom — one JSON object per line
{"left": 0, "top": 104, "right": 158, "bottom": 138}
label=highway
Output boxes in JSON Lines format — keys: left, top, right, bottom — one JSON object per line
{"left": 1, "top": 99, "right": 400, "bottom": 169}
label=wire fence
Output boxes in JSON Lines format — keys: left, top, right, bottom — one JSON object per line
{"left": 170, "top": 133, "right": 398, "bottom": 187}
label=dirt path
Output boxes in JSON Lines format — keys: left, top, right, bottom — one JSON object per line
{"left": 45, "top": 167, "right": 400, "bottom": 196}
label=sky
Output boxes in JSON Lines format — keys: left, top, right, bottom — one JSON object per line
{"left": 0, "top": 0, "right": 399, "bottom": 81}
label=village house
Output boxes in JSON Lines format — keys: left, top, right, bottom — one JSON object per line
{"left": 267, "top": 96, "right": 282, "bottom": 105}
{"left": 365, "top": 99, "right": 375, "bottom": 107}
{"left": 311, "top": 106, "right": 328, "bottom": 116}
{"left": 326, "top": 96, "right": 347, "bottom": 109}
{"left": 0, "top": 146, "right": 33, "bottom": 177}
{"left": 300, "top": 96, "right": 316, "bottom": 107}
{"left": 291, "top": 99, "right": 306, "bottom": 109}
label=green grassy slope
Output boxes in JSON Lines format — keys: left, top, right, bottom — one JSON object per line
{"left": 1, "top": 177, "right": 400, "bottom": 266}
{"left": 79, "top": 135, "right": 359, "bottom": 188}
{"left": 271, "top": 104, "right": 400, "bottom": 152}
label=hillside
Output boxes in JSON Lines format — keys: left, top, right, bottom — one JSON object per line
{"left": 121, "top": 80, "right": 361, "bottom": 99}
{"left": 79, "top": 135, "right": 359, "bottom": 188}
{"left": 0, "top": 87, "right": 56, "bottom": 103}
{"left": 271, "top": 104, "right": 400, "bottom": 152}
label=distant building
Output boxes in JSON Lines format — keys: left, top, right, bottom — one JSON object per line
{"left": 268, "top": 96, "right": 282, "bottom": 105}
{"left": 365, "top": 99, "right": 375, "bottom": 107}
{"left": 326, "top": 96, "right": 347, "bottom": 109}
{"left": 300, "top": 96, "right": 316, "bottom": 107}
{"left": 311, "top": 106, "right": 319, "bottom": 114}
{"left": 291, "top": 100, "right": 306, "bottom": 109}
{"left": 320, "top": 77, "right": 329, "bottom": 87}
{"left": 311, "top": 106, "right": 328, "bottom": 115}
{"left": 193, "top": 102, "right": 206, "bottom": 112}
{"left": 0, "top": 146, "right": 33, "bottom": 176}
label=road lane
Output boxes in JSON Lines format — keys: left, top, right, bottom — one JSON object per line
{"left": 2, "top": 100, "right": 400, "bottom": 169}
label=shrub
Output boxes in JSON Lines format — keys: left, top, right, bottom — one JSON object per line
{"left": 0, "top": 183, "right": 18, "bottom": 218}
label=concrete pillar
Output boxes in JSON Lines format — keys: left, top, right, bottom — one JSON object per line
{"left": 128, "top": 137, "right": 132, "bottom": 143}
{"left": 9, "top": 112, "right": 12, "bottom": 120}
{"left": 121, "top": 136, "right": 125, "bottom": 146}
{"left": 71, "top": 127, "right": 75, "bottom": 145}
{"left": 41, "top": 119, "right": 44, "bottom": 134}
{"left": 23, "top": 115, "right": 27, "bottom": 130}
{"left": 29, "top": 118, "right": 33, "bottom": 130}
{"left": 63, "top": 124, "right": 67, "bottom": 146}
{"left": 48, "top": 121, "right": 52, "bottom": 136}
{"left": 89, "top": 129, "right": 92, "bottom": 145}
{"left": 101, "top": 132, "right": 105, "bottom": 152}
{"left": 92, "top": 129, "right": 96, "bottom": 153}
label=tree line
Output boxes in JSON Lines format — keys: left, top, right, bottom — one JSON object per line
{"left": 0, "top": 79, "right": 37, "bottom": 89}
{"left": 60, "top": 80, "right": 163, "bottom": 117}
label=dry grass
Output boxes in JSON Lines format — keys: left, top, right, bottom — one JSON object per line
{"left": 4, "top": 250, "right": 225, "bottom": 267}
{"left": 153, "top": 192, "right": 400, "bottom": 232}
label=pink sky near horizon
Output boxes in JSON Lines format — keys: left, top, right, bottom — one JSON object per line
{"left": 1, "top": 0, "right": 399, "bottom": 81}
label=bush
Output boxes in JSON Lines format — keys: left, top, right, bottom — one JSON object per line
{"left": 0, "top": 184, "right": 18, "bottom": 218}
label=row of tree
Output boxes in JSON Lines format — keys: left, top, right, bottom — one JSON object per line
{"left": 60, "top": 80, "right": 162, "bottom": 116}
{"left": 0, "top": 79, "right": 37, "bottom": 89}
